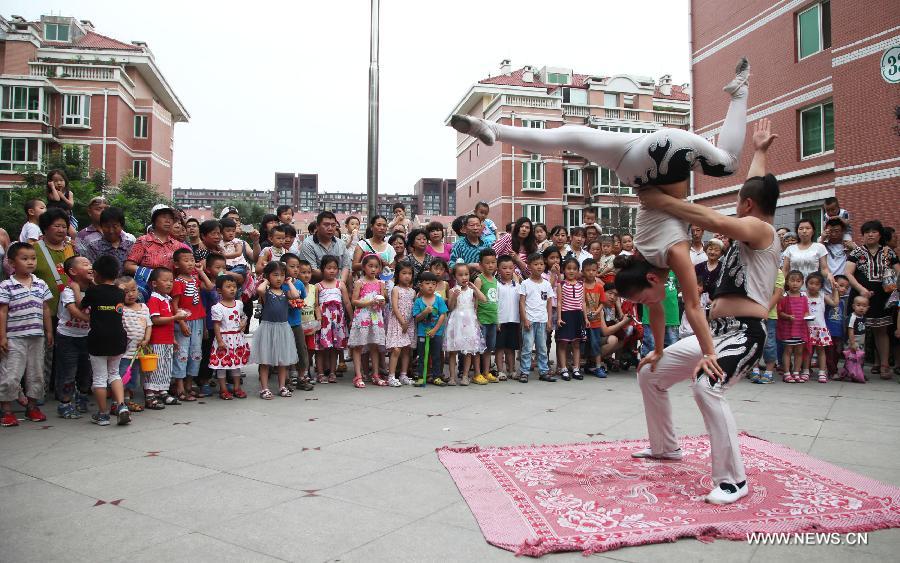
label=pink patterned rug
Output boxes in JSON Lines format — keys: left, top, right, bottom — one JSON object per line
{"left": 437, "top": 433, "right": 900, "bottom": 556}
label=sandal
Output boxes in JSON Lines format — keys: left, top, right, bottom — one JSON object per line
{"left": 219, "top": 390, "right": 234, "bottom": 400}
{"left": 371, "top": 374, "right": 388, "bottom": 387}
{"left": 880, "top": 365, "right": 891, "bottom": 380}
{"left": 259, "top": 388, "right": 274, "bottom": 400}
{"left": 233, "top": 389, "right": 247, "bottom": 399}
{"left": 317, "top": 375, "right": 328, "bottom": 385}
{"left": 279, "top": 387, "right": 293, "bottom": 398}
{"left": 125, "top": 401, "right": 144, "bottom": 412}
{"left": 162, "top": 394, "right": 181, "bottom": 405}
{"left": 144, "top": 395, "right": 165, "bottom": 410}
{"left": 328, "top": 374, "right": 337, "bottom": 384}
{"left": 177, "top": 393, "right": 197, "bottom": 402}
{"left": 353, "top": 375, "right": 366, "bottom": 389}
{"left": 872, "top": 366, "right": 881, "bottom": 375}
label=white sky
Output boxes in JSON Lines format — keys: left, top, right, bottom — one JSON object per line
{"left": 9, "top": 0, "right": 691, "bottom": 194}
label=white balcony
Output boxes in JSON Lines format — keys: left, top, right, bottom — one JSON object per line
{"left": 29, "top": 62, "right": 136, "bottom": 96}
{"left": 562, "top": 104, "right": 589, "bottom": 118}
{"left": 652, "top": 111, "right": 690, "bottom": 126}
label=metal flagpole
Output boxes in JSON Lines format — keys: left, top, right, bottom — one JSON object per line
{"left": 366, "top": 0, "right": 380, "bottom": 219}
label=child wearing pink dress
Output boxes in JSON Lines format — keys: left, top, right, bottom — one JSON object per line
{"left": 777, "top": 270, "right": 809, "bottom": 383}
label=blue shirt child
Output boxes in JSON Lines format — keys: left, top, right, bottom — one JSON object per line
{"left": 411, "top": 294, "right": 449, "bottom": 337}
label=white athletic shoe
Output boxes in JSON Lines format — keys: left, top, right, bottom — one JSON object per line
{"left": 450, "top": 114, "right": 497, "bottom": 146}
{"left": 387, "top": 376, "right": 402, "bottom": 387}
{"left": 398, "top": 374, "right": 413, "bottom": 386}
{"left": 723, "top": 57, "right": 750, "bottom": 96}
{"left": 705, "top": 481, "right": 749, "bottom": 504}
{"left": 631, "top": 447, "right": 683, "bottom": 461}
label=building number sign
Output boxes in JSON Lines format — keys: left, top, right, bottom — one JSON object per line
{"left": 882, "top": 45, "right": 900, "bottom": 84}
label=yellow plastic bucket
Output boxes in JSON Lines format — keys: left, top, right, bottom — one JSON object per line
{"left": 138, "top": 353, "right": 159, "bottom": 372}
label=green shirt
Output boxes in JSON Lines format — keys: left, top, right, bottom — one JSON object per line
{"left": 768, "top": 269, "right": 785, "bottom": 320}
{"left": 476, "top": 274, "right": 498, "bottom": 325}
{"left": 33, "top": 240, "right": 75, "bottom": 314}
{"left": 641, "top": 271, "right": 680, "bottom": 326}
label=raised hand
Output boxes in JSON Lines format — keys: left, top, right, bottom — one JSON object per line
{"left": 752, "top": 118, "right": 778, "bottom": 151}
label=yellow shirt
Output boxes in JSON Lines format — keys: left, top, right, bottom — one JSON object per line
{"left": 768, "top": 269, "right": 785, "bottom": 320}
{"left": 301, "top": 283, "right": 317, "bottom": 329}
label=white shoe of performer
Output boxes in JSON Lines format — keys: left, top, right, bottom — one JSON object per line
{"left": 705, "top": 481, "right": 749, "bottom": 504}
{"left": 450, "top": 114, "right": 498, "bottom": 146}
{"left": 631, "top": 447, "right": 683, "bottom": 461}
{"left": 723, "top": 57, "right": 750, "bottom": 97}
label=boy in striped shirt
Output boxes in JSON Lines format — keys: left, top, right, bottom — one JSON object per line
{"left": 0, "top": 242, "right": 54, "bottom": 427}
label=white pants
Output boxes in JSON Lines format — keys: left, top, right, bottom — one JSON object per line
{"left": 637, "top": 317, "right": 766, "bottom": 486}
{"left": 90, "top": 354, "right": 124, "bottom": 389}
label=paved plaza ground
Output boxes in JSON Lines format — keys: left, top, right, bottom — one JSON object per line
{"left": 1, "top": 362, "right": 899, "bottom": 562}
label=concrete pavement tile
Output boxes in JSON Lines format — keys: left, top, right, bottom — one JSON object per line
{"left": 750, "top": 543, "right": 883, "bottom": 562}
{"left": 389, "top": 412, "right": 509, "bottom": 442}
{"left": 472, "top": 425, "right": 595, "bottom": 447}
{"left": 609, "top": 536, "right": 756, "bottom": 562}
{"left": 747, "top": 431, "right": 816, "bottom": 453}
{"left": 421, "top": 499, "right": 481, "bottom": 532}
{"left": 160, "top": 434, "right": 307, "bottom": 471}
{"left": 232, "top": 449, "right": 394, "bottom": 490}
{"left": 125, "top": 472, "right": 304, "bottom": 528}
{"left": 808, "top": 437, "right": 900, "bottom": 469}
{"left": 731, "top": 397, "right": 835, "bottom": 419}
{"left": 405, "top": 450, "right": 455, "bottom": 475}
{"left": 733, "top": 412, "right": 823, "bottom": 437}
{"left": 324, "top": 462, "right": 461, "bottom": 518}
{"left": 128, "top": 532, "right": 287, "bottom": 563}
{"left": 0, "top": 465, "right": 35, "bottom": 488}
{"left": 825, "top": 397, "right": 900, "bottom": 426}
{"left": 0, "top": 479, "right": 93, "bottom": 533}
{"left": 335, "top": 523, "right": 509, "bottom": 562}
{"left": 315, "top": 405, "right": 422, "bottom": 431}
{"left": 3, "top": 503, "right": 184, "bottom": 561}
{"left": 0, "top": 434, "right": 145, "bottom": 478}
{"left": 46, "top": 455, "right": 218, "bottom": 499}
{"left": 838, "top": 463, "right": 900, "bottom": 486}
{"left": 817, "top": 419, "right": 900, "bottom": 446}
{"left": 235, "top": 418, "right": 378, "bottom": 447}
{"left": 93, "top": 420, "right": 242, "bottom": 452}
{"left": 202, "top": 495, "right": 415, "bottom": 562}
{"left": 322, "top": 429, "right": 442, "bottom": 463}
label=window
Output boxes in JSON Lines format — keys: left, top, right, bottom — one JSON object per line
{"left": 132, "top": 159, "right": 147, "bottom": 181}
{"left": 600, "top": 207, "right": 638, "bottom": 231}
{"left": 565, "top": 208, "right": 583, "bottom": 229}
{"left": 800, "top": 101, "right": 834, "bottom": 158}
{"left": 521, "top": 119, "right": 545, "bottom": 129}
{"left": 62, "top": 144, "right": 90, "bottom": 173}
{"left": 797, "top": 1, "right": 831, "bottom": 60}
{"left": 522, "top": 156, "right": 544, "bottom": 191}
{"left": 594, "top": 167, "right": 621, "bottom": 194}
{"left": 565, "top": 168, "right": 583, "bottom": 195}
{"left": 563, "top": 88, "right": 588, "bottom": 105}
{"left": 547, "top": 72, "right": 568, "bottom": 85}
{"left": 63, "top": 94, "right": 91, "bottom": 127}
{"left": 604, "top": 93, "right": 618, "bottom": 107}
{"left": 1, "top": 86, "right": 46, "bottom": 122}
{"left": 523, "top": 204, "right": 545, "bottom": 225}
{"left": 44, "top": 23, "right": 70, "bottom": 42}
{"left": 623, "top": 94, "right": 635, "bottom": 109}
{"left": 0, "top": 138, "right": 41, "bottom": 171}
{"left": 134, "top": 115, "right": 149, "bottom": 138}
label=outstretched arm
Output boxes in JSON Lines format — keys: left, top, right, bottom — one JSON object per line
{"left": 746, "top": 118, "right": 778, "bottom": 179}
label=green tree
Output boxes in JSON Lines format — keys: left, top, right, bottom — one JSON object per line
{"left": 213, "top": 199, "right": 268, "bottom": 228}
{"left": 108, "top": 175, "right": 174, "bottom": 237}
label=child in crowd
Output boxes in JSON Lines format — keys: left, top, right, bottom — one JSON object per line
{"left": 220, "top": 217, "right": 252, "bottom": 283}
{"left": 198, "top": 254, "right": 226, "bottom": 395}
{"left": 841, "top": 295, "right": 869, "bottom": 383}
{"left": 256, "top": 224, "right": 289, "bottom": 271}
{"left": 823, "top": 196, "right": 852, "bottom": 241}
{"left": 750, "top": 268, "right": 784, "bottom": 384}
{"left": 388, "top": 203, "right": 413, "bottom": 235}
{"left": 598, "top": 236, "right": 616, "bottom": 284}
{"left": 429, "top": 259, "right": 450, "bottom": 298}
{"left": 117, "top": 276, "right": 151, "bottom": 411}
{"left": 0, "top": 242, "right": 53, "bottom": 427}
{"left": 619, "top": 234, "right": 635, "bottom": 256}
{"left": 80, "top": 256, "right": 130, "bottom": 426}
{"left": 518, "top": 253, "right": 553, "bottom": 383}
{"left": 282, "top": 225, "right": 297, "bottom": 258}
{"left": 55, "top": 256, "right": 94, "bottom": 418}
{"left": 171, "top": 248, "right": 214, "bottom": 401}
{"left": 386, "top": 262, "right": 416, "bottom": 385}
{"left": 474, "top": 201, "right": 497, "bottom": 245}
{"left": 825, "top": 275, "right": 850, "bottom": 379}
{"left": 582, "top": 258, "right": 608, "bottom": 377}
{"left": 298, "top": 260, "right": 319, "bottom": 380}
{"left": 146, "top": 268, "right": 190, "bottom": 409}
{"left": 349, "top": 254, "right": 388, "bottom": 388}
{"left": 276, "top": 204, "right": 294, "bottom": 226}
{"left": 542, "top": 245, "right": 562, "bottom": 363}
{"left": 777, "top": 270, "right": 809, "bottom": 383}
{"left": 316, "top": 255, "right": 350, "bottom": 384}
{"left": 601, "top": 283, "right": 633, "bottom": 367}
{"left": 19, "top": 199, "right": 46, "bottom": 243}
{"left": 210, "top": 274, "right": 251, "bottom": 399}
{"left": 495, "top": 255, "right": 520, "bottom": 381}
{"left": 46, "top": 169, "right": 75, "bottom": 229}
{"left": 588, "top": 240, "right": 603, "bottom": 264}
{"left": 805, "top": 271, "right": 837, "bottom": 383}
{"left": 445, "top": 262, "right": 487, "bottom": 386}
{"left": 585, "top": 225, "right": 600, "bottom": 247}
{"left": 412, "top": 272, "right": 449, "bottom": 386}
{"left": 474, "top": 249, "right": 499, "bottom": 384}
{"left": 281, "top": 254, "right": 312, "bottom": 391}
{"left": 251, "top": 261, "right": 299, "bottom": 399}
{"left": 556, "top": 258, "right": 586, "bottom": 381}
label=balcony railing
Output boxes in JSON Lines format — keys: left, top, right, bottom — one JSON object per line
{"left": 562, "top": 104, "right": 590, "bottom": 118}
{"left": 29, "top": 62, "right": 136, "bottom": 95}
{"left": 652, "top": 111, "right": 690, "bottom": 126}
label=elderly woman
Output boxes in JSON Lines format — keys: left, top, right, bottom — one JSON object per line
{"left": 694, "top": 237, "right": 724, "bottom": 299}
{"left": 401, "top": 228, "right": 433, "bottom": 288}
{"left": 844, "top": 220, "right": 900, "bottom": 378}
{"left": 124, "top": 204, "right": 187, "bottom": 300}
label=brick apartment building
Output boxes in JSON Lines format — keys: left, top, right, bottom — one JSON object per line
{"left": 690, "top": 0, "right": 899, "bottom": 232}
{"left": 0, "top": 14, "right": 189, "bottom": 197}
{"left": 414, "top": 177, "right": 456, "bottom": 217}
{"left": 447, "top": 61, "right": 690, "bottom": 232}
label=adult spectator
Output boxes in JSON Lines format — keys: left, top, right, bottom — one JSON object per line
{"left": 402, "top": 228, "right": 433, "bottom": 288}
{"left": 185, "top": 218, "right": 201, "bottom": 253}
{"left": 694, "top": 238, "right": 723, "bottom": 299}
{"left": 34, "top": 208, "right": 77, "bottom": 315}
{"left": 81, "top": 207, "right": 134, "bottom": 276}
{"left": 845, "top": 220, "right": 899, "bottom": 378}
{"left": 782, "top": 218, "right": 833, "bottom": 289}
{"left": 492, "top": 217, "right": 537, "bottom": 276}
{"left": 300, "top": 210, "right": 349, "bottom": 283}
{"left": 124, "top": 204, "right": 185, "bottom": 299}
{"left": 258, "top": 213, "right": 279, "bottom": 250}
{"left": 352, "top": 215, "right": 395, "bottom": 272}
{"left": 74, "top": 196, "right": 109, "bottom": 249}
{"left": 689, "top": 225, "right": 707, "bottom": 265}
{"left": 425, "top": 221, "right": 452, "bottom": 263}
{"left": 0, "top": 227, "right": 10, "bottom": 281}
{"left": 450, "top": 214, "right": 491, "bottom": 273}
{"left": 822, "top": 217, "right": 854, "bottom": 280}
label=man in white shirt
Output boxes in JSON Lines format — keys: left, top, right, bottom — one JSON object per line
{"left": 689, "top": 225, "right": 707, "bottom": 265}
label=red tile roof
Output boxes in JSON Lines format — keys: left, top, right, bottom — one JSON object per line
{"left": 479, "top": 68, "right": 593, "bottom": 90}
{"left": 36, "top": 22, "right": 143, "bottom": 51}
{"left": 654, "top": 84, "right": 690, "bottom": 101}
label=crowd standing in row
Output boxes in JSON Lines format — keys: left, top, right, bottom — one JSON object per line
{"left": 0, "top": 171, "right": 898, "bottom": 427}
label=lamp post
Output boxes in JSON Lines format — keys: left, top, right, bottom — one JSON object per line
{"left": 366, "top": 0, "right": 380, "bottom": 219}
